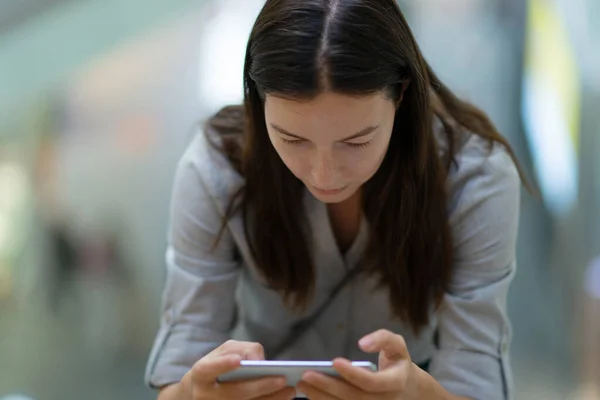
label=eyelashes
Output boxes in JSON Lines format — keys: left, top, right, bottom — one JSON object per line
{"left": 346, "top": 141, "right": 372, "bottom": 148}
{"left": 280, "top": 137, "right": 372, "bottom": 148}
{"left": 280, "top": 138, "right": 303, "bottom": 145}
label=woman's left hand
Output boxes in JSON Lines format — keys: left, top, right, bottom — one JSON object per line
{"left": 297, "top": 329, "right": 420, "bottom": 400}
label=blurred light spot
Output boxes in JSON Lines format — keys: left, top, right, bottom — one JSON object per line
{"left": 522, "top": 77, "right": 578, "bottom": 216}
{"left": 522, "top": 0, "right": 581, "bottom": 218}
{"left": 116, "top": 114, "right": 158, "bottom": 157}
{"left": 0, "top": 163, "right": 28, "bottom": 212}
{"left": 197, "top": 0, "right": 265, "bottom": 114}
{"left": 0, "top": 163, "right": 28, "bottom": 256}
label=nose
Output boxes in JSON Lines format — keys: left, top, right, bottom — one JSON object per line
{"left": 311, "top": 149, "right": 339, "bottom": 189}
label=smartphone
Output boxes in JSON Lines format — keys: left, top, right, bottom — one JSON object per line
{"left": 217, "top": 360, "right": 377, "bottom": 384}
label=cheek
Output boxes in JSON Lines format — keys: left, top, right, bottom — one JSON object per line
{"left": 341, "top": 142, "right": 389, "bottom": 180}
{"left": 270, "top": 140, "right": 310, "bottom": 178}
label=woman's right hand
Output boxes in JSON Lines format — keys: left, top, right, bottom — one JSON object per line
{"left": 174, "top": 340, "right": 296, "bottom": 400}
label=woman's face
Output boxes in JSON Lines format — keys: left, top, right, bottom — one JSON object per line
{"left": 265, "top": 91, "right": 396, "bottom": 204}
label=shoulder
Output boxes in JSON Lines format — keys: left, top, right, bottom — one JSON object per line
{"left": 174, "top": 128, "right": 245, "bottom": 216}
{"left": 445, "top": 133, "right": 520, "bottom": 221}
{"left": 443, "top": 131, "right": 521, "bottom": 269}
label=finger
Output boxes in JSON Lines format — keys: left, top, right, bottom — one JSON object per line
{"left": 218, "top": 377, "right": 289, "bottom": 400}
{"left": 358, "top": 329, "right": 409, "bottom": 360}
{"left": 300, "top": 370, "right": 359, "bottom": 399}
{"left": 191, "top": 354, "right": 242, "bottom": 383}
{"left": 332, "top": 358, "right": 405, "bottom": 393}
{"left": 210, "top": 340, "right": 266, "bottom": 361}
{"left": 244, "top": 342, "right": 266, "bottom": 360}
{"left": 256, "top": 386, "right": 297, "bottom": 400}
{"left": 297, "top": 381, "right": 340, "bottom": 400}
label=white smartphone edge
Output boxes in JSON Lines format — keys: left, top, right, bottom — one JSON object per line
{"left": 238, "top": 360, "right": 376, "bottom": 368}
{"left": 217, "top": 361, "right": 377, "bottom": 399}
{"left": 217, "top": 360, "right": 377, "bottom": 383}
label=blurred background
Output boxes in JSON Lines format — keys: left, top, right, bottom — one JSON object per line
{"left": 0, "top": 0, "right": 598, "bottom": 399}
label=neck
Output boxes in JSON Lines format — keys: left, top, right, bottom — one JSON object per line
{"left": 326, "top": 188, "right": 363, "bottom": 253}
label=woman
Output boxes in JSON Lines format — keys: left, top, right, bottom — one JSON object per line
{"left": 146, "top": 0, "right": 524, "bottom": 399}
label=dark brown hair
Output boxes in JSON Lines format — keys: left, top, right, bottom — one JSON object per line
{"left": 206, "top": 0, "right": 526, "bottom": 333}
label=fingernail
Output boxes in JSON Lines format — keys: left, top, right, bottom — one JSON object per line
{"left": 359, "top": 337, "right": 373, "bottom": 349}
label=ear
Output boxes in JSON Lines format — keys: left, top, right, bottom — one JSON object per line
{"left": 395, "top": 80, "right": 411, "bottom": 108}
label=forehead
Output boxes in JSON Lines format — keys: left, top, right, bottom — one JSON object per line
{"left": 264, "top": 91, "right": 392, "bottom": 139}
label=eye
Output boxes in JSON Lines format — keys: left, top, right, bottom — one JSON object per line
{"left": 345, "top": 140, "right": 372, "bottom": 148}
{"left": 280, "top": 137, "right": 304, "bottom": 145}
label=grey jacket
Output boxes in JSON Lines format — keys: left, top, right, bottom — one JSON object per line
{"left": 145, "top": 127, "right": 520, "bottom": 400}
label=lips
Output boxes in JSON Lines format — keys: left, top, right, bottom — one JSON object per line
{"left": 311, "top": 185, "right": 347, "bottom": 195}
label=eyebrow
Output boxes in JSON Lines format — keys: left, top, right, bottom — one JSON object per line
{"left": 270, "top": 123, "right": 379, "bottom": 141}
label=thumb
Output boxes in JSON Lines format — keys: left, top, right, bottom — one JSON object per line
{"left": 358, "top": 329, "right": 410, "bottom": 361}
{"left": 191, "top": 354, "right": 242, "bottom": 384}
